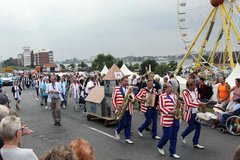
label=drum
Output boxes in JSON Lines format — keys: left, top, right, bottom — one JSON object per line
{"left": 205, "top": 112, "right": 217, "bottom": 125}
{"left": 195, "top": 112, "right": 211, "bottom": 125}
{"left": 205, "top": 112, "right": 217, "bottom": 120}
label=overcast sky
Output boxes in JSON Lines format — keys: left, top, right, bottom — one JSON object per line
{"left": 0, "top": 0, "right": 185, "bottom": 61}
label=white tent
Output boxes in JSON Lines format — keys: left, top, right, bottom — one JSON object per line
{"left": 226, "top": 63, "right": 240, "bottom": 87}
{"left": 120, "top": 63, "right": 133, "bottom": 76}
{"left": 176, "top": 76, "right": 187, "bottom": 84}
{"left": 100, "top": 65, "right": 109, "bottom": 75}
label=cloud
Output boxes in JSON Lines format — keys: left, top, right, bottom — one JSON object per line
{"left": 0, "top": 0, "right": 184, "bottom": 60}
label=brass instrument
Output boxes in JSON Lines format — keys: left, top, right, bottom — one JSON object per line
{"left": 174, "top": 94, "right": 184, "bottom": 120}
{"left": 116, "top": 87, "right": 135, "bottom": 121}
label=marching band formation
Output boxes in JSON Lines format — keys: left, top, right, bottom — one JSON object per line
{"left": 112, "top": 72, "right": 240, "bottom": 159}
{"left": 1, "top": 70, "right": 240, "bottom": 159}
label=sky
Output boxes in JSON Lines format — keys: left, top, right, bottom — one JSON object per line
{"left": 0, "top": 0, "right": 185, "bottom": 61}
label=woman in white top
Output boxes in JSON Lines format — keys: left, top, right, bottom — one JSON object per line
{"left": 69, "top": 79, "right": 80, "bottom": 112}
{"left": 0, "top": 116, "right": 37, "bottom": 160}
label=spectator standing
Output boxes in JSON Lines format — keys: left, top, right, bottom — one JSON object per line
{"left": 0, "top": 116, "right": 38, "bottom": 160}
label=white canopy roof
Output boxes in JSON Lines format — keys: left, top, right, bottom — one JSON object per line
{"left": 176, "top": 76, "right": 187, "bottom": 84}
{"left": 226, "top": 63, "right": 240, "bottom": 87}
{"left": 100, "top": 65, "right": 109, "bottom": 75}
{"left": 120, "top": 63, "right": 133, "bottom": 76}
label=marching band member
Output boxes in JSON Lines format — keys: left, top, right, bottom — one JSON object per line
{"left": 112, "top": 76, "right": 134, "bottom": 144}
{"left": 157, "top": 83, "right": 180, "bottom": 159}
{"left": 181, "top": 78, "right": 205, "bottom": 149}
{"left": 135, "top": 79, "right": 160, "bottom": 140}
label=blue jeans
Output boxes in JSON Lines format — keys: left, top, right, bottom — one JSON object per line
{"left": 182, "top": 113, "right": 201, "bottom": 145}
{"left": 61, "top": 94, "right": 66, "bottom": 106}
{"left": 138, "top": 107, "right": 158, "bottom": 138}
{"left": 157, "top": 119, "right": 180, "bottom": 155}
{"left": 116, "top": 110, "right": 132, "bottom": 139}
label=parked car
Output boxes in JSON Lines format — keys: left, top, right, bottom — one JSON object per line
{"left": 1, "top": 73, "right": 13, "bottom": 86}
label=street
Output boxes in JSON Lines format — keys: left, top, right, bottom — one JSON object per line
{"left": 2, "top": 86, "right": 239, "bottom": 160}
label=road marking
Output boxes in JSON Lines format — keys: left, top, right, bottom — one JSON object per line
{"left": 83, "top": 124, "right": 118, "bottom": 140}
{"left": 28, "top": 92, "right": 39, "bottom": 102}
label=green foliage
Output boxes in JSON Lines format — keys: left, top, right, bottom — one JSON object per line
{"left": 117, "top": 60, "right": 123, "bottom": 68}
{"left": 155, "top": 62, "right": 169, "bottom": 76}
{"left": 2, "top": 57, "right": 17, "bottom": 67}
{"left": 127, "top": 63, "right": 140, "bottom": 71}
{"left": 92, "top": 53, "right": 117, "bottom": 70}
{"left": 68, "top": 63, "right": 76, "bottom": 71}
{"left": 60, "top": 64, "right": 66, "bottom": 71}
{"left": 78, "top": 61, "right": 88, "bottom": 70}
{"left": 140, "top": 59, "right": 158, "bottom": 74}
{"left": 168, "top": 60, "right": 178, "bottom": 71}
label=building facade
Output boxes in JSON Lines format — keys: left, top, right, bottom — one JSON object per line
{"left": 34, "top": 50, "right": 54, "bottom": 66}
{"left": 22, "top": 47, "right": 34, "bottom": 67}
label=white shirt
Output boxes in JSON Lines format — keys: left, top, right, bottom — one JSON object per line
{"left": 1, "top": 148, "right": 38, "bottom": 160}
{"left": 85, "top": 81, "right": 95, "bottom": 94}
{"left": 46, "top": 82, "right": 62, "bottom": 102}
{"left": 190, "top": 91, "right": 198, "bottom": 114}
{"left": 132, "top": 78, "right": 138, "bottom": 85}
{"left": 70, "top": 83, "right": 80, "bottom": 99}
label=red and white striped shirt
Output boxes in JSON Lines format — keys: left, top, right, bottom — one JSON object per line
{"left": 112, "top": 86, "right": 134, "bottom": 115}
{"left": 182, "top": 88, "right": 200, "bottom": 122}
{"left": 135, "top": 87, "right": 156, "bottom": 113}
{"left": 158, "top": 93, "right": 177, "bottom": 127}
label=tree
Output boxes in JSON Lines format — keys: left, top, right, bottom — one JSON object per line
{"left": 117, "top": 60, "right": 123, "bottom": 68}
{"left": 78, "top": 62, "right": 88, "bottom": 70}
{"left": 140, "top": 59, "right": 158, "bottom": 74}
{"left": 127, "top": 63, "right": 140, "bottom": 71}
{"left": 155, "top": 62, "right": 169, "bottom": 76}
{"left": 60, "top": 64, "right": 66, "bottom": 71}
{"left": 168, "top": 60, "right": 178, "bottom": 71}
{"left": 2, "top": 57, "right": 17, "bottom": 67}
{"left": 92, "top": 53, "right": 117, "bottom": 70}
{"left": 68, "top": 63, "right": 76, "bottom": 71}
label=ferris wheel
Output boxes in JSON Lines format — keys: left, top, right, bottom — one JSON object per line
{"left": 176, "top": 0, "right": 240, "bottom": 74}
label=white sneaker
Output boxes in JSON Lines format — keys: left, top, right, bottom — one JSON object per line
{"left": 115, "top": 130, "right": 120, "bottom": 140}
{"left": 153, "top": 136, "right": 161, "bottom": 140}
{"left": 171, "top": 154, "right": 180, "bottom": 159}
{"left": 125, "top": 139, "right": 134, "bottom": 144}
{"left": 181, "top": 135, "right": 186, "bottom": 144}
{"left": 157, "top": 148, "right": 165, "bottom": 155}
{"left": 62, "top": 105, "right": 66, "bottom": 109}
{"left": 138, "top": 130, "right": 143, "bottom": 137}
{"left": 45, "top": 106, "right": 48, "bottom": 110}
{"left": 193, "top": 144, "right": 205, "bottom": 149}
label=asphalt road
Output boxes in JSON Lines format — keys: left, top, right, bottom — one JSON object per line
{"left": 2, "top": 86, "right": 239, "bottom": 160}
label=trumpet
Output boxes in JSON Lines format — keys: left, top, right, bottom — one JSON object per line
{"left": 116, "top": 87, "right": 135, "bottom": 122}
